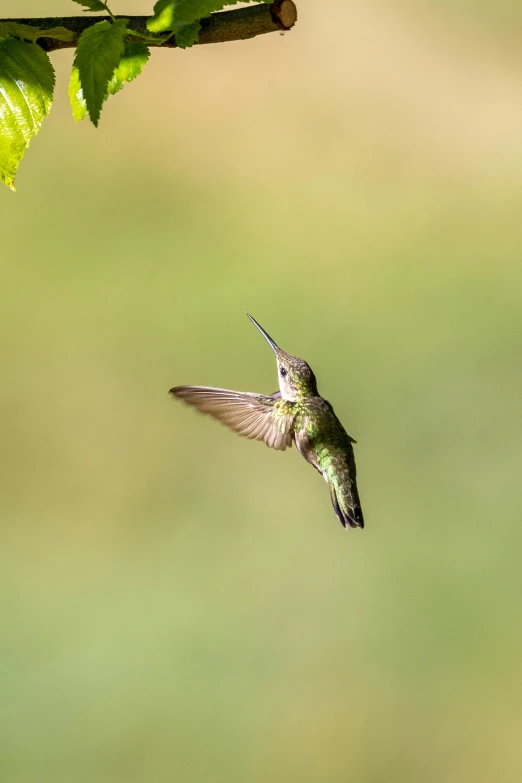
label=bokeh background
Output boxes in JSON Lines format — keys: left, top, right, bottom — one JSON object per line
{"left": 1, "top": 1, "right": 521, "bottom": 781}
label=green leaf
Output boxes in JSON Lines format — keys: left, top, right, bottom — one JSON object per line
{"left": 73, "top": 18, "right": 127, "bottom": 126}
{"left": 68, "top": 65, "right": 87, "bottom": 121}
{"left": 71, "top": 0, "right": 110, "bottom": 11}
{"left": 147, "top": 0, "right": 269, "bottom": 34}
{"left": 38, "top": 27, "right": 76, "bottom": 43}
{"left": 69, "top": 43, "right": 149, "bottom": 122}
{"left": 0, "top": 22, "right": 75, "bottom": 43}
{"left": 175, "top": 20, "right": 201, "bottom": 48}
{"left": 0, "top": 22, "right": 40, "bottom": 42}
{"left": 0, "top": 38, "right": 55, "bottom": 190}
{"left": 107, "top": 43, "right": 150, "bottom": 94}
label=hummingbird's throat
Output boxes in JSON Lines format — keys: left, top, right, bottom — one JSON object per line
{"left": 278, "top": 376, "right": 298, "bottom": 401}
{"left": 277, "top": 361, "right": 317, "bottom": 401}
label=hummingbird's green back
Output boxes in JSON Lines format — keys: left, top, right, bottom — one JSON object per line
{"left": 293, "top": 397, "right": 363, "bottom": 529}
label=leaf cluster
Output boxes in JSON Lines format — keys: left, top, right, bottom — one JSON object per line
{"left": 0, "top": 0, "right": 271, "bottom": 190}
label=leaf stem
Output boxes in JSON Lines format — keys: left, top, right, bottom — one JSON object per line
{"left": 104, "top": 4, "right": 117, "bottom": 23}
{"left": 121, "top": 27, "right": 170, "bottom": 45}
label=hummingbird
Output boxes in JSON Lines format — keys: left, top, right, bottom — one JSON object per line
{"left": 170, "top": 315, "right": 364, "bottom": 530}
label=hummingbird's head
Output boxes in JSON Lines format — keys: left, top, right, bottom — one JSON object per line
{"left": 247, "top": 314, "right": 318, "bottom": 401}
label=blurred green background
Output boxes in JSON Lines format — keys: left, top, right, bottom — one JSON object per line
{"left": 1, "top": 1, "right": 521, "bottom": 781}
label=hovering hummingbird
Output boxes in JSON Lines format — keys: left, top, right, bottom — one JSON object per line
{"left": 170, "top": 315, "right": 364, "bottom": 530}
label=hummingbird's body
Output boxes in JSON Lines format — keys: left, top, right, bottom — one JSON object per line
{"left": 170, "top": 315, "right": 364, "bottom": 529}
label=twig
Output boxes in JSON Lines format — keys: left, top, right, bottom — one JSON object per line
{"left": 2, "top": 2, "right": 298, "bottom": 52}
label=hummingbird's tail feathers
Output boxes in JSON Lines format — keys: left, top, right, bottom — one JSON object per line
{"left": 329, "top": 484, "right": 346, "bottom": 528}
{"left": 347, "top": 499, "right": 365, "bottom": 529}
{"left": 328, "top": 482, "right": 364, "bottom": 529}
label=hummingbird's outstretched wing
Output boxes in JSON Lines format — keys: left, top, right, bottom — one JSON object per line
{"left": 170, "top": 386, "right": 295, "bottom": 451}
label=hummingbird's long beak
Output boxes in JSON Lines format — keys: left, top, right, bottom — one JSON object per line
{"left": 246, "top": 314, "right": 279, "bottom": 353}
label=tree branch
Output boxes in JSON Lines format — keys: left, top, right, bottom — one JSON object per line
{"left": 1, "top": 2, "right": 298, "bottom": 52}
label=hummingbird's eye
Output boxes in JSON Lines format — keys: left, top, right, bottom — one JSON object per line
{"left": 280, "top": 367, "right": 287, "bottom": 377}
